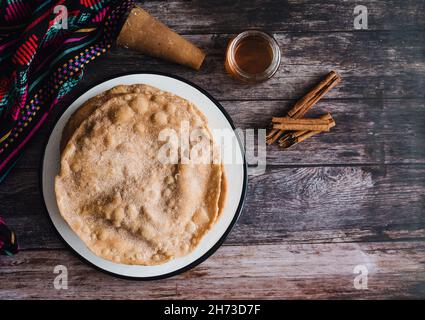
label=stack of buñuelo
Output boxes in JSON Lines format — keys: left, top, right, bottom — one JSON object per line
{"left": 55, "top": 84, "right": 227, "bottom": 265}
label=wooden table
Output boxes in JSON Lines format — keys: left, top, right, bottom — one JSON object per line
{"left": 1, "top": 0, "right": 424, "bottom": 299}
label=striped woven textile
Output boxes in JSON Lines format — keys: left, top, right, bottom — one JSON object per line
{"left": 0, "top": 0, "right": 134, "bottom": 255}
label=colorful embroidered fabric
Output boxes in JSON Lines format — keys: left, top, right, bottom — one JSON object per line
{"left": 0, "top": 0, "right": 134, "bottom": 255}
{"left": 0, "top": 217, "right": 18, "bottom": 255}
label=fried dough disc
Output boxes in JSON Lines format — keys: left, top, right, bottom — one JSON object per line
{"left": 61, "top": 85, "right": 227, "bottom": 219}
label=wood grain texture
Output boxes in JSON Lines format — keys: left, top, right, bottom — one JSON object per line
{"left": 1, "top": 0, "right": 424, "bottom": 299}
{"left": 139, "top": 0, "right": 425, "bottom": 33}
{"left": 2, "top": 165, "right": 425, "bottom": 249}
{"left": 1, "top": 242, "right": 424, "bottom": 299}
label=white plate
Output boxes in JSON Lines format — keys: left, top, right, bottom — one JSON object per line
{"left": 42, "top": 72, "right": 247, "bottom": 279}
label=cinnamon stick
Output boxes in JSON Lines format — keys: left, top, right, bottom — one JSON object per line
{"left": 272, "top": 116, "right": 333, "bottom": 125}
{"left": 287, "top": 71, "right": 341, "bottom": 118}
{"left": 272, "top": 118, "right": 332, "bottom": 132}
{"left": 277, "top": 113, "right": 334, "bottom": 137}
{"left": 278, "top": 113, "right": 336, "bottom": 148}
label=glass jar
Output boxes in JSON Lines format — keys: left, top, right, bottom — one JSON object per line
{"left": 225, "top": 30, "right": 281, "bottom": 83}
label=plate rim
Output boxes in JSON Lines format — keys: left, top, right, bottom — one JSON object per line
{"left": 39, "top": 71, "right": 248, "bottom": 280}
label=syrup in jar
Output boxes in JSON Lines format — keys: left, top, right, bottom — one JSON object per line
{"left": 225, "top": 30, "right": 281, "bottom": 83}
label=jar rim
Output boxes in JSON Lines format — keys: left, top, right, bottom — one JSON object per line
{"left": 226, "top": 30, "right": 281, "bottom": 83}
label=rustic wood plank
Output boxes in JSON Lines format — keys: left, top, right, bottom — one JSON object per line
{"left": 14, "top": 97, "right": 425, "bottom": 169}
{"left": 1, "top": 242, "right": 424, "bottom": 299}
{"left": 234, "top": 164, "right": 425, "bottom": 244}
{"left": 85, "top": 31, "right": 425, "bottom": 101}
{"left": 139, "top": 0, "right": 425, "bottom": 33}
{"left": 2, "top": 164, "right": 424, "bottom": 250}
{"left": 227, "top": 98, "right": 425, "bottom": 165}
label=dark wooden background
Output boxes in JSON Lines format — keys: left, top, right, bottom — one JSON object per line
{"left": 1, "top": 0, "right": 424, "bottom": 299}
